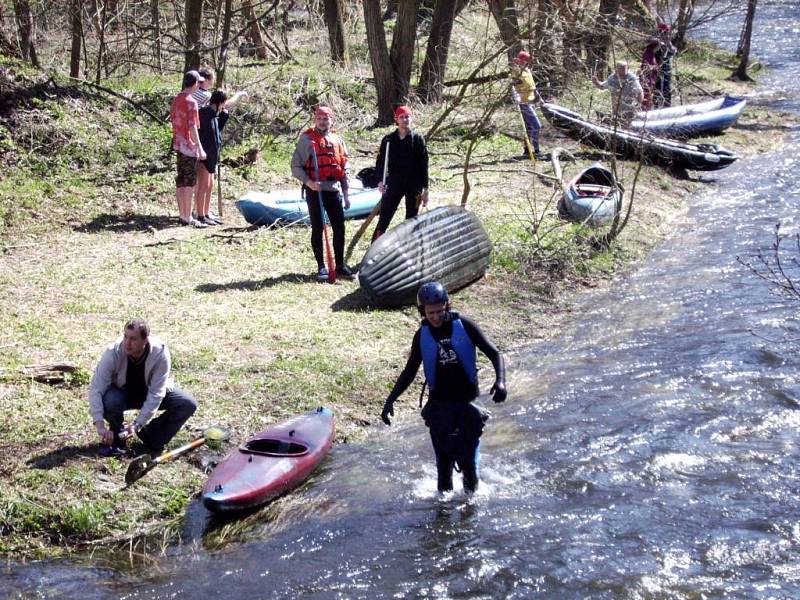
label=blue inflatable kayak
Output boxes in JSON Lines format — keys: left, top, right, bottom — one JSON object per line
{"left": 236, "top": 180, "right": 381, "bottom": 226}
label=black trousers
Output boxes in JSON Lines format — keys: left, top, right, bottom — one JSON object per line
{"left": 102, "top": 384, "right": 197, "bottom": 451}
{"left": 430, "top": 430, "right": 481, "bottom": 493}
{"left": 305, "top": 187, "right": 345, "bottom": 268}
{"left": 372, "top": 186, "right": 420, "bottom": 240}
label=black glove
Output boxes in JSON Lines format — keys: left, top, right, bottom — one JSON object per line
{"left": 381, "top": 400, "right": 394, "bottom": 425}
{"left": 490, "top": 380, "right": 507, "bottom": 403}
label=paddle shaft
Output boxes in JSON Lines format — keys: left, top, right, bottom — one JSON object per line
{"left": 216, "top": 161, "right": 223, "bottom": 217}
{"left": 344, "top": 141, "right": 389, "bottom": 263}
{"left": 124, "top": 436, "right": 207, "bottom": 485}
{"left": 310, "top": 147, "right": 336, "bottom": 283}
{"left": 382, "top": 140, "right": 390, "bottom": 185}
{"left": 153, "top": 436, "right": 207, "bottom": 465}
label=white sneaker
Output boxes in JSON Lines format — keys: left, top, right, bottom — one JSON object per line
{"left": 188, "top": 217, "right": 207, "bottom": 228}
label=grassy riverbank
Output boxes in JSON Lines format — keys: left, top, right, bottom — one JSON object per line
{"left": 0, "top": 34, "right": 791, "bottom": 557}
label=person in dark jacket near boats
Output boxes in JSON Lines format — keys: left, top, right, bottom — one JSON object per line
{"left": 381, "top": 282, "right": 507, "bottom": 494}
{"left": 371, "top": 105, "right": 429, "bottom": 241}
{"left": 654, "top": 22, "right": 677, "bottom": 108}
{"left": 195, "top": 90, "right": 229, "bottom": 225}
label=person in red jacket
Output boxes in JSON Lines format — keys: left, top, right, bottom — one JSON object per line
{"left": 291, "top": 106, "right": 354, "bottom": 281}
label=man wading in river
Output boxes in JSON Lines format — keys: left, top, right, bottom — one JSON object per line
{"left": 381, "top": 282, "right": 507, "bottom": 493}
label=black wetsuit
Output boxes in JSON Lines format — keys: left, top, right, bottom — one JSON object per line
{"left": 385, "top": 312, "right": 505, "bottom": 492}
{"left": 372, "top": 130, "right": 429, "bottom": 240}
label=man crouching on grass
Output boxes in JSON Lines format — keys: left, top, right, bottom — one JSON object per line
{"left": 88, "top": 319, "right": 197, "bottom": 457}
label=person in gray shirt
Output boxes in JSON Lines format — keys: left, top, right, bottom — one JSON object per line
{"left": 88, "top": 319, "right": 196, "bottom": 457}
{"left": 592, "top": 60, "right": 644, "bottom": 124}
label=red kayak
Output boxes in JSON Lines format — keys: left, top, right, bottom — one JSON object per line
{"left": 201, "top": 407, "right": 335, "bottom": 512}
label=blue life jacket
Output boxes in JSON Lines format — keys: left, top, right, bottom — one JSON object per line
{"left": 420, "top": 317, "right": 477, "bottom": 391}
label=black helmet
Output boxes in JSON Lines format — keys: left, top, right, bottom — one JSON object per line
{"left": 417, "top": 282, "right": 449, "bottom": 308}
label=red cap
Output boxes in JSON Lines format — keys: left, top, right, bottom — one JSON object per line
{"left": 515, "top": 50, "right": 531, "bottom": 65}
{"left": 394, "top": 105, "right": 412, "bottom": 119}
{"left": 315, "top": 106, "right": 333, "bottom": 118}
{"left": 657, "top": 22, "right": 671, "bottom": 32}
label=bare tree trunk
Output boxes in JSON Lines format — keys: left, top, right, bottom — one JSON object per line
{"left": 488, "top": 0, "right": 521, "bottom": 61}
{"left": 242, "top": 0, "right": 268, "bottom": 60}
{"left": 558, "top": 0, "right": 584, "bottom": 81}
{"left": 217, "top": 0, "right": 233, "bottom": 87}
{"left": 184, "top": 0, "right": 204, "bottom": 71}
{"left": 94, "top": 1, "right": 110, "bottom": 83}
{"left": 390, "top": 0, "right": 419, "bottom": 102}
{"left": 70, "top": 0, "right": 82, "bottom": 78}
{"left": 585, "top": 0, "right": 620, "bottom": 75}
{"left": 0, "top": 4, "right": 15, "bottom": 56}
{"left": 322, "top": 0, "right": 348, "bottom": 65}
{"left": 534, "top": 0, "right": 560, "bottom": 89}
{"left": 673, "top": 0, "right": 693, "bottom": 51}
{"left": 151, "top": 0, "right": 162, "bottom": 72}
{"left": 418, "top": 0, "right": 458, "bottom": 102}
{"left": 363, "top": 0, "right": 395, "bottom": 125}
{"left": 12, "top": 0, "right": 40, "bottom": 67}
{"left": 730, "top": 0, "right": 756, "bottom": 81}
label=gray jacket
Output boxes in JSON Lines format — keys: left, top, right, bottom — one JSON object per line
{"left": 290, "top": 129, "right": 350, "bottom": 195}
{"left": 87, "top": 336, "right": 175, "bottom": 429}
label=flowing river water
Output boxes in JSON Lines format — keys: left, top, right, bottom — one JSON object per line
{"left": 4, "top": 3, "right": 800, "bottom": 598}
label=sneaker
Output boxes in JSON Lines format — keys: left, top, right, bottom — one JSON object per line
{"left": 335, "top": 265, "right": 354, "bottom": 279}
{"left": 189, "top": 217, "right": 207, "bottom": 229}
{"left": 98, "top": 444, "right": 128, "bottom": 458}
{"left": 316, "top": 266, "right": 329, "bottom": 281}
{"left": 207, "top": 213, "right": 224, "bottom": 225}
{"left": 198, "top": 215, "right": 218, "bottom": 226}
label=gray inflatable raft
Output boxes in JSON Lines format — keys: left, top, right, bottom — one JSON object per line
{"left": 357, "top": 206, "right": 492, "bottom": 307}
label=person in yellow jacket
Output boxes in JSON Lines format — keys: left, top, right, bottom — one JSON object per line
{"left": 510, "top": 50, "right": 544, "bottom": 159}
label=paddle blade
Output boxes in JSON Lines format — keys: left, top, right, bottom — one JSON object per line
{"left": 204, "top": 425, "right": 231, "bottom": 450}
{"left": 323, "top": 226, "right": 336, "bottom": 283}
{"left": 125, "top": 453, "right": 156, "bottom": 485}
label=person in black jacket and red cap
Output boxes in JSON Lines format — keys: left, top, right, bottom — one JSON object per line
{"left": 371, "top": 105, "right": 429, "bottom": 241}
{"left": 381, "top": 282, "right": 507, "bottom": 494}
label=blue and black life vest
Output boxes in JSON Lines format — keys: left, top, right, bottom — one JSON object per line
{"left": 420, "top": 317, "right": 477, "bottom": 391}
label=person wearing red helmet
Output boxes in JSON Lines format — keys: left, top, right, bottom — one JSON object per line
{"left": 291, "top": 105, "right": 354, "bottom": 280}
{"left": 371, "top": 105, "right": 429, "bottom": 241}
{"left": 381, "top": 282, "right": 507, "bottom": 494}
{"left": 510, "top": 50, "right": 544, "bottom": 159}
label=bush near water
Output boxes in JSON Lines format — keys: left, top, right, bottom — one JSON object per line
{"left": 0, "top": 4, "right": 788, "bottom": 557}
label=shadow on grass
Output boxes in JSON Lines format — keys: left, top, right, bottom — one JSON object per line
{"left": 330, "top": 288, "right": 410, "bottom": 313}
{"left": 74, "top": 213, "right": 178, "bottom": 233}
{"left": 27, "top": 443, "right": 99, "bottom": 469}
{"left": 196, "top": 272, "right": 316, "bottom": 292}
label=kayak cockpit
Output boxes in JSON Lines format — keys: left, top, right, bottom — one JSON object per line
{"left": 241, "top": 438, "right": 309, "bottom": 457}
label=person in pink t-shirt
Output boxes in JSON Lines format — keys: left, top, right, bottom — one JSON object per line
{"left": 170, "top": 71, "right": 207, "bottom": 227}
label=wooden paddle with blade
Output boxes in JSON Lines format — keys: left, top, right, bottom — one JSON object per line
{"left": 311, "top": 146, "right": 336, "bottom": 283}
{"left": 344, "top": 141, "right": 389, "bottom": 264}
{"left": 125, "top": 425, "right": 230, "bottom": 485}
